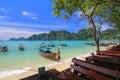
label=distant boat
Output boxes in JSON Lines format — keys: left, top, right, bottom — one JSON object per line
{"left": 99, "top": 43, "right": 111, "bottom": 47}
{"left": 40, "top": 43, "right": 46, "bottom": 47}
{"left": 85, "top": 42, "right": 111, "bottom": 47}
{"left": 19, "top": 45, "right": 24, "bottom": 51}
{"left": 39, "top": 46, "right": 61, "bottom": 60}
{"left": 85, "top": 42, "right": 96, "bottom": 46}
{"left": 59, "top": 44, "right": 67, "bottom": 47}
{"left": 0, "top": 46, "right": 8, "bottom": 52}
{"left": 47, "top": 42, "right": 55, "bottom": 47}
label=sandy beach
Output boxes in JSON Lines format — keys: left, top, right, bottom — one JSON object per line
{"left": 0, "top": 53, "right": 90, "bottom": 80}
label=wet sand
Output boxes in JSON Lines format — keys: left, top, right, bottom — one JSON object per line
{"left": 0, "top": 54, "right": 89, "bottom": 80}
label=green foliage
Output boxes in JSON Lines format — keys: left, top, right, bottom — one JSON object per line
{"left": 52, "top": 0, "right": 120, "bottom": 51}
{"left": 52, "top": 0, "right": 120, "bottom": 30}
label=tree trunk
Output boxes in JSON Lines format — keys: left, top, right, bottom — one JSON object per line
{"left": 88, "top": 16, "right": 100, "bottom": 51}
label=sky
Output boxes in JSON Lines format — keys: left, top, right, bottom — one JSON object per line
{"left": 0, "top": 0, "right": 112, "bottom": 40}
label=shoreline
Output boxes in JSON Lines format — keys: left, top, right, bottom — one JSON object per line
{"left": 0, "top": 53, "right": 91, "bottom": 80}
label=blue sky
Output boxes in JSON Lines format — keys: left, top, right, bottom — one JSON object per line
{"left": 0, "top": 0, "right": 112, "bottom": 40}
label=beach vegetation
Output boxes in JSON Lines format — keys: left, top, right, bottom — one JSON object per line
{"left": 52, "top": 0, "right": 120, "bottom": 51}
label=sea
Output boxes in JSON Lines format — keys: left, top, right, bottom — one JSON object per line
{"left": 0, "top": 40, "right": 112, "bottom": 78}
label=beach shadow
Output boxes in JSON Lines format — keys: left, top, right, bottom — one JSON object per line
{"left": 20, "top": 68, "right": 82, "bottom": 80}
{"left": 20, "top": 73, "right": 50, "bottom": 80}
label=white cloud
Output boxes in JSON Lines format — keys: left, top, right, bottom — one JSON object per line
{"left": 22, "top": 11, "right": 33, "bottom": 16}
{"left": 22, "top": 11, "right": 37, "bottom": 19}
{"left": 101, "top": 24, "right": 115, "bottom": 31}
{"left": 0, "top": 21, "right": 65, "bottom": 40}
{"left": 74, "top": 11, "right": 83, "bottom": 18}
{"left": 0, "top": 21, "right": 65, "bottom": 30}
{"left": 0, "top": 21, "right": 83, "bottom": 40}
{"left": 31, "top": 16, "right": 37, "bottom": 19}
{"left": 0, "top": 27, "right": 38, "bottom": 34}
{"left": 0, "top": 15, "right": 10, "bottom": 19}
{"left": 0, "top": 7, "right": 11, "bottom": 13}
{"left": 0, "top": 27, "right": 44, "bottom": 40}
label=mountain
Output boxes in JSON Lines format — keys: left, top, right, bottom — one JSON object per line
{"left": 9, "top": 38, "right": 17, "bottom": 40}
{"left": 77, "top": 28, "right": 93, "bottom": 40}
{"left": 101, "top": 29, "right": 120, "bottom": 39}
{"left": 26, "top": 29, "right": 120, "bottom": 40}
{"left": 27, "top": 30, "right": 72, "bottom": 40}
{"left": 10, "top": 37, "right": 26, "bottom": 40}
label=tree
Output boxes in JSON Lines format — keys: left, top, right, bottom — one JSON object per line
{"left": 52, "top": 0, "right": 120, "bottom": 51}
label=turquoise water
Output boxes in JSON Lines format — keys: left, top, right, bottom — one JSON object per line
{"left": 0, "top": 40, "right": 106, "bottom": 72}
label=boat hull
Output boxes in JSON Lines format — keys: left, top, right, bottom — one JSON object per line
{"left": 40, "top": 52, "right": 58, "bottom": 60}
{"left": 0, "top": 46, "right": 8, "bottom": 52}
{"left": 39, "top": 46, "right": 61, "bottom": 60}
{"left": 19, "top": 46, "right": 24, "bottom": 51}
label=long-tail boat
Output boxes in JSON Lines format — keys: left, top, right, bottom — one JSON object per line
{"left": 19, "top": 45, "right": 24, "bottom": 51}
{"left": 39, "top": 46, "right": 61, "bottom": 60}
{"left": 85, "top": 42, "right": 112, "bottom": 47}
{"left": 0, "top": 46, "right": 8, "bottom": 52}
{"left": 47, "top": 42, "right": 55, "bottom": 47}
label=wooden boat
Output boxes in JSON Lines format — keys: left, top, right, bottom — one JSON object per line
{"left": 71, "top": 43, "right": 120, "bottom": 80}
{"left": 0, "top": 46, "right": 8, "bottom": 52}
{"left": 96, "top": 43, "right": 120, "bottom": 55}
{"left": 47, "top": 42, "right": 55, "bottom": 47}
{"left": 59, "top": 44, "right": 67, "bottom": 47}
{"left": 19, "top": 45, "right": 24, "bottom": 51}
{"left": 85, "top": 42, "right": 111, "bottom": 47}
{"left": 40, "top": 43, "right": 46, "bottom": 47}
{"left": 85, "top": 42, "right": 96, "bottom": 46}
{"left": 99, "top": 43, "right": 111, "bottom": 47}
{"left": 39, "top": 46, "right": 61, "bottom": 60}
